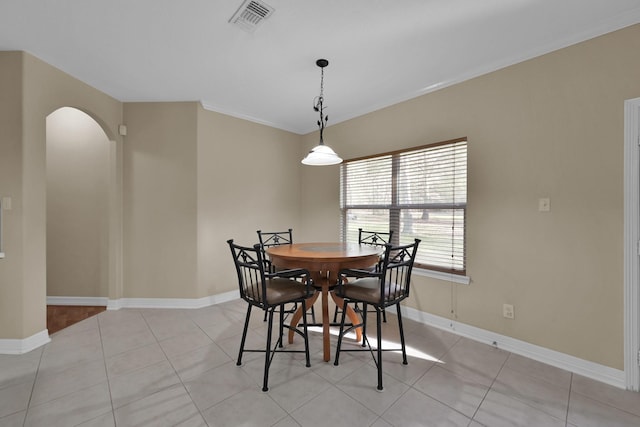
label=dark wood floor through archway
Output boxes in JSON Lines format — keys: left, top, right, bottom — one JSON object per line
{"left": 47, "top": 305, "right": 106, "bottom": 334}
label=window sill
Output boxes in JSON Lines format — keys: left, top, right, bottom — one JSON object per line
{"left": 414, "top": 267, "right": 470, "bottom": 285}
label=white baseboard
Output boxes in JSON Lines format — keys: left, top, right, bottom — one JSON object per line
{"left": 1, "top": 291, "right": 240, "bottom": 354}
{"left": 15, "top": 292, "right": 627, "bottom": 389}
{"left": 45, "top": 291, "right": 240, "bottom": 311}
{"left": 402, "top": 306, "right": 626, "bottom": 389}
{"left": 0, "top": 330, "right": 50, "bottom": 355}
{"left": 106, "top": 290, "right": 239, "bottom": 310}
{"left": 47, "top": 296, "right": 109, "bottom": 306}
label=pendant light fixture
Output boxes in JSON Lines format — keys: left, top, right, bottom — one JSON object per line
{"left": 301, "top": 59, "right": 343, "bottom": 166}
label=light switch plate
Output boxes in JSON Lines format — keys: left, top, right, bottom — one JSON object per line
{"left": 538, "top": 198, "right": 550, "bottom": 212}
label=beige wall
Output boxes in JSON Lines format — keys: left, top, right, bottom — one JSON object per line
{"left": 121, "top": 103, "right": 303, "bottom": 299}
{"left": 0, "top": 52, "right": 26, "bottom": 339}
{"left": 297, "top": 133, "right": 343, "bottom": 243}
{"left": 196, "top": 105, "right": 302, "bottom": 297}
{"left": 46, "top": 107, "right": 110, "bottom": 297}
{"left": 0, "top": 51, "right": 122, "bottom": 340}
{"left": 0, "top": 54, "right": 303, "bottom": 338}
{"left": 2, "top": 24, "right": 638, "bottom": 372}
{"left": 122, "top": 102, "right": 198, "bottom": 298}
{"left": 300, "top": 24, "right": 640, "bottom": 369}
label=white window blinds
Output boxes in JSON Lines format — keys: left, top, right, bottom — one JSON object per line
{"left": 341, "top": 138, "right": 467, "bottom": 274}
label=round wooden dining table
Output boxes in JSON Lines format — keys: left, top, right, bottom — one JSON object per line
{"left": 266, "top": 242, "right": 383, "bottom": 362}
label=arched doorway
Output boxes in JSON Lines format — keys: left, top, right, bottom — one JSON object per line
{"left": 46, "top": 107, "right": 111, "bottom": 319}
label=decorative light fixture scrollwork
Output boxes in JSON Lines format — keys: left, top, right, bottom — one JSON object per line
{"left": 301, "top": 59, "right": 343, "bottom": 166}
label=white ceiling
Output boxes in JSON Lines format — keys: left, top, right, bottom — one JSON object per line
{"left": 1, "top": 0, "right": 640, "bottom": 134}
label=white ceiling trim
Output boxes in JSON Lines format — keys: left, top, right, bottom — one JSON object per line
{"left": 4, "top": 1, "right": 639, "bottom": 136}
{"left": 199, "top": 101, "right": 302, "bottom": 134}
{"left": 209, "top": 8, "right": 640, "bottom": 135}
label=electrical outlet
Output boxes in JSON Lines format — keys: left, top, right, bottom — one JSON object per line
{"left": 503, "top": 304, "right": 515, "bottom": 319}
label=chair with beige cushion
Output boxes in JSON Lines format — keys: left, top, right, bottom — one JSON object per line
{"left": 228, "top": 239, "right": 315, "bottom": 392}
{"left": 333, "top": 238, "right": 420, "bottom": 391}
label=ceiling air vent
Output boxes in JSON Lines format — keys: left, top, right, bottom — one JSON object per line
{"left": 229, "top": 0, "right": 275, "bottom": 32}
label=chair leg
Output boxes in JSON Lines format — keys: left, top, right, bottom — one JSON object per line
{"left": 382, "top": 307, "right": 387, "bottom": 323}
{"left": 396, "top": 304, "right": 408, "bottom": 365}
{"left": 333, "top": 300, "right": 349, "bottom": 366}
{"left": 278, "top": 304, "right": 284, "bottom": 348}
{"left": 376, "top": 308, "right": 383, "bottom": 391}
{"left": 361, "top": 303, "right": 368, "bottom": 347}
{"left": 301, "top": 300, "right": 311, "bottom": 367}
{"left": 237, "top": 304, "right": 252, "bottom": 366}
{"left": 263, "top": 307, "right": 275, "bottom": 392}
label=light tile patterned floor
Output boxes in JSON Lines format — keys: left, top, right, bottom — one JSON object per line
{"left": 1, "top": 298, "right": 640, "bottom": 426}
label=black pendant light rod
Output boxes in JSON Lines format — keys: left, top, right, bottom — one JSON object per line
{"left": 314, "top": 59, "right": 329, "bottom": 145}
{"left": 301, "top": 58, "right": 342, "bottom": 165}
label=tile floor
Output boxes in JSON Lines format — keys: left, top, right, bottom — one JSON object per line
{"left": 1, "top": 299, "right": 640, "bottom": 426}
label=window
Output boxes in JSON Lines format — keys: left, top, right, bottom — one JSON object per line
{"left": 340, "top": 138, "right": 467, "bottom": 275}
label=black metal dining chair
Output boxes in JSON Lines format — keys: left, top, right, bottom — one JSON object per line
{"left": 333, "top": 238, "right": 420, "bottom": 391}
{"left": 333, "top": 228, "right": 394, "bottom": 323}
{"left": 228, "top": 239, "right": 315, "bottom": 392}
{"left": 257, "top": 229, "right": 294, "bottom": 273}
{"left": 358, "top": 228, "right": 394, "bottom": 248}
{"left": 257, "top": 229, "right": 315, "bottom": 323}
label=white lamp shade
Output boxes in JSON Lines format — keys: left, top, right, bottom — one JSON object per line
{"left": 301, "top": 144, "right": 343, "bottom": 166}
